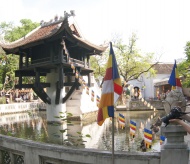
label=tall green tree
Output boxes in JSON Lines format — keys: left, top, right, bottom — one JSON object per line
{"left": 113, "top": 34, "right": 157, "bottom": 83}
{"left": 90, "top": 49, "right": 108, "bottom": 84}
{"left": 0, "top": 19, "right": 39, "bottom": 91}
{"left": 91, "top": 34, "right": 157, "bottom": 85}
{"left": 178, "top": 41, "right": 190, "bottom": 87}
{"left": 3, "top": 19, "right": 39, "bottom": 41}
{"left": 0, "top": 49, "right": 19, "bottom": 91}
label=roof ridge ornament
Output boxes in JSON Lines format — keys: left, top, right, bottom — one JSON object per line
{"left": 40, "top": 10, "right": 75, "bottom": 27}
{"left": 64, "top": 10, "right": 75, "bottom": 17}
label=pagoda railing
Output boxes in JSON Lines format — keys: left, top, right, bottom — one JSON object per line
{"left": 21, "top": 56, "right": 88, "bottom": 69}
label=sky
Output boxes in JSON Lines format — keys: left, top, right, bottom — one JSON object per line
{"left": 0, "top": 0, "right": 189, "bottom": 63}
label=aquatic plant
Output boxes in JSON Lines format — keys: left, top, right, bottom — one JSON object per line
{"left": 54, "top": 112, "right": 91, "bottom": 147}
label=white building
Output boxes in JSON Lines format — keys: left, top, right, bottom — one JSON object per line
{"left": 127, "top": 63, "right": 174, "bottom": 100}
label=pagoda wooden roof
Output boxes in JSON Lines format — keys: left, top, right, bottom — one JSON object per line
{"left": 0, "top": 14, "right": 108, "bottom": 55}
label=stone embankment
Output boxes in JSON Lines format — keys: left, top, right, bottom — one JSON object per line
{"left": 0, "top": 102, "right": 46, "bottom": 115}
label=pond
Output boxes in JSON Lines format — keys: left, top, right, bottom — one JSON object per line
{"left": 0, "top": 109, "right": 165, "bottom": 152}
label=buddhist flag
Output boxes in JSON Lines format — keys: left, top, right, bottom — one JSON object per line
{"left": 168, "top": 60, "right": 182, "bottom": 91}
{"left": 96, "top": 95, "right": 100, "bottom": 107}
{"left": 130, "top": 120, "right": 136, "bottom": 138}
{"left": 144, "top": 128, "right": 152, "bottom": 148}
{"left": 118, "top": 113, "right": 125, "bottom": 129}
{"left": 91, "top": 90, "right": 94, "bottom": 102}
{"left": 82, "top": 79, "right": 86, "bottom": 89}
{"left": 86, "top": 86, "right": 89, "bottom": 95}
{"left": 97, "top": 42, "right": 123, "bottom": 126}
{"left": 160, "top": 135, "right": 166, "bottom": 145}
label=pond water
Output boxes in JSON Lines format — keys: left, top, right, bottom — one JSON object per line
{"left": 0, "top": 110, "right": 165, "bottom": 152}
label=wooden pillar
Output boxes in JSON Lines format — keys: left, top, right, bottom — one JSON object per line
{"left": 84, "top": 56, "right": 86, "bottom": 68}
{"left": 26, "top": 54, "right": 29, "bottom": 67}
{"left": 35, "top": 71, "right": 40, "bottom": 86}
{"left": 18, "top": 71, "right": 22, "bottom": 89}
{"left": 87, "top": 56, "right": 91, "bottom": 87}
{"left": 58, "top": 65, "right": 64, "bottom": 89}
{"left": 19, "top": 53, "right": 23, "bottom": 69}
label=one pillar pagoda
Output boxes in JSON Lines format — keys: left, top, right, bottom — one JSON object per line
{"left": 0, "top": 11, "right": 107, "bottom": 122}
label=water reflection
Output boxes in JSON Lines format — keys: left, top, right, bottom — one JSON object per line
{"left": 0, "top": 110, "right": 165, "bottom": 152}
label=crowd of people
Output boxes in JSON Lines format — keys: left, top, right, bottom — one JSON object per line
{"left": 1, "top": 89, "right": 35, "bottom": 104}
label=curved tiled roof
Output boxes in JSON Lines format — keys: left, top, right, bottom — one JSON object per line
{"left": 0, "top": 23, "right": 61, "bottom": 49}
{"left": 0, "top": 15, "right": 108, "bottom": 54}
{"left": 154, "top": 63, "right": 174, "bottom": 74}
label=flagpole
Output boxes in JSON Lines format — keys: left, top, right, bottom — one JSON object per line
{"left": 97, "top": 41, "right": 122, "bottom": 164}
{"left": 112, "top": 114, "right": 114, "bottom": 164}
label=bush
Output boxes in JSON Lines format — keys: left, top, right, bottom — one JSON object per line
{"left": 0, "top": 97, "right": 6, "bottom": 104}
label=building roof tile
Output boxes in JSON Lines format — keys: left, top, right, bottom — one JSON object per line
{"left": 1, "top": 23, "right": 60, "bottom": 49}
{"left": 0, "top": 14, "right": 108, "bottom": 54}
{"left": 154, "top": 63, "right": 174, "bottom": 74}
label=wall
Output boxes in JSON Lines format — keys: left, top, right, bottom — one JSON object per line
{"left": 182, "top": 88, "right": 190, "bottom": 97}
{"left": 128, "top": 74, "right": 170, "bottom": 100}
{"left": 0, "top": 134, "right": 160, "bottom": 164}
{"left": 66, "top": 75, "right": 101, "bottom": 120}
{"left": 129, "top": 100, "right": 164, "bottom": 110}
{"left": 0, "top": 102, "right": 39, "bottom": 115}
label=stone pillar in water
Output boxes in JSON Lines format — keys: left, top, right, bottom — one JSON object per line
{"left": 46, "top": 70, "right": 66, "bottom": 122}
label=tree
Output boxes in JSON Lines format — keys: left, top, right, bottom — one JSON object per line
{"left": 0, "top": 21, "right": 13, "bottom": 42}
{"left": 184, "top": 41, "right": 190, "bottom": 61}
{"left": 91, "top": 34, "right": 158, "bottom": 85}
{"left": 0, "top": 19, "right": 39, "bottom": 91}
{"left": 0, "top": 48, "right": 19, "bottom": 92}
{"left": 90, "top": 50, "right": 108, "bottom": 85}
{"left": 177, "top": 41, "right": 190, "bottom": 87}
{"left": 3, "top": 19, "right": 39, "bottom": 41}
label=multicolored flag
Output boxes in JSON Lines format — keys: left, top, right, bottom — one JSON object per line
{"left": 118, "top": 113, "right": 125, "bottom": 129}
{"left": 144, "top": 128, "right": 152, "bottom": 148}
{"left": 82, "top": 79, "right": 86, "bottom": 89}
{"left": 168, "top": 60, "right": 182, "bottom": 91}
{"left": 86, "top": 86, "right": 89, "bottom": 95}
{"left": 97, "top": 42, "right": 123, "bottom": 126}
{"left": 130, "top": 120, "right": 136, "bottom": 138}
{"left": 91, "top": 90, "right": 94, "bottom": 102}
{"left": 160, "top": 135, "right": 166, "bottom": 145}
{"left": 96, "top": 95, "right": 100, "bottom": 107}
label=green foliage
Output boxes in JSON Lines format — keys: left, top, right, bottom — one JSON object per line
{"left": 3, "top": 19, "right": 39, "bottom": 42}
{"left": 0, "top": 19, "right": 39, "bottom": 91}
{"left": 0, "top": 53, "right": 19, "bottom": 90}
{"left": 185, "top": 41, "right": 190, "bottom": 61}
{"left": 177, "top": 41, "right": 190, "bottom": 88}
{"left": 90, "top": 33, "right": 156, "bottom": 84}
{"left": 0, "top": 21, "right": 13, "bottom": 36}
{"left": 114, "top": 34, "right": 156, "bottom": 83}
{"left": 178, "top": 59, "right": 190, "bottom": 88}
{"left": 0, "top": 96, "right": 6, "bottom": 104}
{"left": 90, "top": 52, "right": 108, "bottom": 85}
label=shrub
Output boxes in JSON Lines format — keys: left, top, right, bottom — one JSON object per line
{"left": 0, "top": 97, "right": 6, "bottom": 104}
